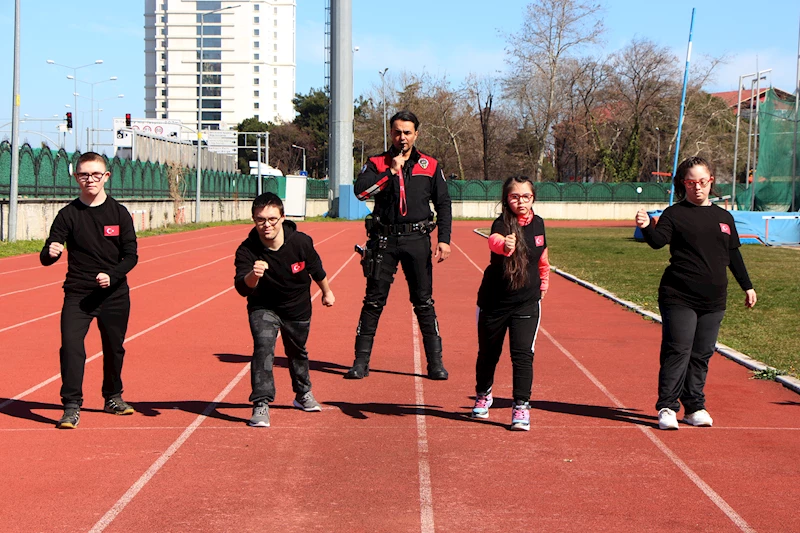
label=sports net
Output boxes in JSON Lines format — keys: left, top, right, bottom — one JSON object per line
{"left": 751, "top": 89, "right": 800, "bottom": 211}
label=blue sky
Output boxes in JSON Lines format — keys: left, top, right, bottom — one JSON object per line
{"left": 1, "top": 1, "right": 798, "bottom": 148}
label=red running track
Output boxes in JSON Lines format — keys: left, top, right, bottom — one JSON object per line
{"left": 0, "top": 221, "right": 798, "bottom": 532}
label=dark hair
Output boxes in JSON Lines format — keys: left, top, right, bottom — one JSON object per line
{"left": 389, "top": 110, "right": 419, "bottom": 131}
{"left": 76, "top": 151, "right": 106, "bottom": 171}
{"left": 500, "top": 176, "right": 536, "bottom": 290}
{"left": 673, "top": 156, "right": 715, "bottom": 202}
{"left": 251, "top": 192, "right": 284, "bottom": 216}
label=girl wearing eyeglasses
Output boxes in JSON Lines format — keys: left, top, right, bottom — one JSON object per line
{"left": 635, "top": 156, "right": 757, "bottom": 430}
{"left": 472, "top": 176, "right": 550, "bottom": 431}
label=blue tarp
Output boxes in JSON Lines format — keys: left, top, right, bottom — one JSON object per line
{"left": 634, "top": 209, "right": 800, "bottom": 245}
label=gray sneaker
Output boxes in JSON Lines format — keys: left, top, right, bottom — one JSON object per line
{"left": 293, "top": 391, "right": 322, "bottom": 412}
{"left": 248, "top": 402, "right": 270, "bottom": 427}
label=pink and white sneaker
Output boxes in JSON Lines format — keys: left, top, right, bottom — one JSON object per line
{"left": 471, "top": 392, "right": 493, "bottom": 419}
{"left": 511, "top": 402, "right": 530, "bottom": 431}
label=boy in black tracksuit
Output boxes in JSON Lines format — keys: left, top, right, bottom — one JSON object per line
{"left": 234, "top": 193, "right": 335, "bottom": 428}
{"left": 636, "top": 156, "right": 757, "bottom": 430}
{"left": 40, "top": 152, "right": 138, "bottom": 429}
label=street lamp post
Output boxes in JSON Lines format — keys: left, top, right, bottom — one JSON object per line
{"left": 69, "top": 76, "right": 117, "bottom": 150}
{"left": 46, "top": 59, "right": 103, "bottom": 152}
{"left": 379, "top": 68, "right": 389, "bottom": 152}
{"left": 292, "top": 144, "right": 307, "bottom": 174}
{"left": 355, "top": 138, "right": 365, "bottom": 169}
{"left": 196, "top": 4, "right": 240, "bottom": 223}
{"left": 95, "top": 94, "right": 124, "bottom": 149}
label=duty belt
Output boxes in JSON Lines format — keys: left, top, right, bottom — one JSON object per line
{"left": 373, "top": 220, "right": 435, "bottom": 235}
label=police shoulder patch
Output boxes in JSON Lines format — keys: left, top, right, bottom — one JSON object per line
{"left": 419, "top": 158, "right": 429, "bottom": 169}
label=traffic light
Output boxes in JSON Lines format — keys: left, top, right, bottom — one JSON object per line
{"left": 125, "top": 113, "right": 131, "bottom": 127}
{"left": 65, "top": 112, "right": 73, "bottom": 130}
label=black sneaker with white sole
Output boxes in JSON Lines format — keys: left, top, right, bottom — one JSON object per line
{"left": 104, "top": 396, "right": 135, "bottom": 415}
{"left": 57, "top": 406, "right": 80, "bottom": 429}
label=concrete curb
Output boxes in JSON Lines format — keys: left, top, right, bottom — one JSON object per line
{"left": 471, "top": 227, "right": 800, "bottom": 395}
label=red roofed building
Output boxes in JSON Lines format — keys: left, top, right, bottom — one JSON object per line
{"left": 712, "top": 88, "right": 794, "bottom": 117}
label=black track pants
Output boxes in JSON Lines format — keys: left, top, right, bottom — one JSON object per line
{"left": 59, "top": 287, "right": 130, "bottom": 406}
{"left": 475, "top": 298, "right": 541, "bottom": 403}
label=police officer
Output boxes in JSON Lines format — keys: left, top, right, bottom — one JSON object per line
{"left": 347, "top": 110, "right": 452, "bottom": 380}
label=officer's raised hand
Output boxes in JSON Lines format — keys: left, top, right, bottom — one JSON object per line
{"left": 435, "top": 242, "right": 451, "bottom": 263}
{"left": 390, "top": 152, "right": 406, "bottom": 175}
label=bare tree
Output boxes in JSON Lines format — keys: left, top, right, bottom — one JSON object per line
{"left": 504, "top": 0, "right": 604, "bottom": 180}
{"left": 466, "top": 75, "right": 500, "bottom": 180}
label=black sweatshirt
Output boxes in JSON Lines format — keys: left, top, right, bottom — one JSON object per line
{"left": 234, "top": 221, "right": 327, "bottom": 321}
{"left": 642, "top": 201, "right": 753, "bottom": 311}
{"left": 477, "top": 215, "right": 547, "bottom": 310}
{"left": 40, "top": 197, "right": 138, "bottom": 293}
{"left": 354, "top": 146, "right": 452, "bottom": 243}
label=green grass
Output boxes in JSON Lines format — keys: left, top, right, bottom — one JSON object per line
{"left": 0, "top": 239, "right": 44, "bottom": 258}
{"left": 541, "top": 227, "right": 800, "bottom": 376}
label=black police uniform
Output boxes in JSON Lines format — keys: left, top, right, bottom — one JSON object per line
{"left": 349, "top": 146, "right": 452, "bottom": 379}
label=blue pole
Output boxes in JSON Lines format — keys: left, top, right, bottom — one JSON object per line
{"left": 669, "top": 8, "right": 696, "bottom": 206}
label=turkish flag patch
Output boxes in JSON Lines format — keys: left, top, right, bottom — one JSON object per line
{"left": 104, "top": 225, "right": 120, "bottom": 237}
{"left": 291, "top": 261, "right": 305, "bottom": 274}
{"left": 534, "top": 235, "right": 544, "bottom": 247}
{"left": 719, "top": 223, "right": 731, "bottom": 235}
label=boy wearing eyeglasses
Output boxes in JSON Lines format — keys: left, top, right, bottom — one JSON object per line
{"left": 234, "top": 192, "right": 335, "bottom": 428}
{"left": 40, "top": 152, "right": 138, "bottom": 429}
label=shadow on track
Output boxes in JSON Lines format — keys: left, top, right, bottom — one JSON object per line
{"left": 214, "top": 353, "right": 427, "bottom": 379}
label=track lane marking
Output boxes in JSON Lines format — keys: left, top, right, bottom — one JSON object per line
{"left": 454, "top": 230, "right": 756, "bottom": 533}
{"left": 0, "top": 257, "right": 233, "bottom": 334}
{"left": 412, "top": 315, "right": 435, "bottom": 533}
{"left": 89, "top": 248, "right": 358, "bottom": 532}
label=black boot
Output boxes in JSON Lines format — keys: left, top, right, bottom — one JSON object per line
{"left": 424, "top": 337, "right": 448, "bottom": 380}
{"left": 345, "top": 335, "right": 373, "bottom": 379}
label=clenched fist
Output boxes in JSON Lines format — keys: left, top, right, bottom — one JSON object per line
{"left": 504, "top": 233, "right": 517, "bottom": 255}
{"left": 635, "top": 208, "right": 650, "bottom": 229}
{"left": 252, "top": 260, "right": 268, "bottom": 278}
{"left": 49, "top": 242, "right": 65, "bottom": 258}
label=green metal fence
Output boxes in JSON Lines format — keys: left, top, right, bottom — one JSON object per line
{"left": 7, "top": 143, "right": 790, "bottom": 208}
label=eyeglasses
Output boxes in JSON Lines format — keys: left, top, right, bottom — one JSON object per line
{"left": 683, "top": 178, "right": 713, "bottom": 188}
{"left": 254, "top": 216, "right": 282, "bottom": 227}
{"left": 75, "top": 172, "right": 107, "bottom": 182}
{"left": 508, "top": 193, "right": 534, "bottom": 203}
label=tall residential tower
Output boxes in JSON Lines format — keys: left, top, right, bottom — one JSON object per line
{"left": 144, "top": 0, "right": 296, "bottom": 130}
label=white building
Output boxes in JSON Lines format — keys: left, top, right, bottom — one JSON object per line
{"left": 144, "top": 0, "right": 296, "bottom": 131}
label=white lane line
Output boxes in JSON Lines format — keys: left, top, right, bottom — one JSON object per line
{"left": 89, "top": 244, "right": 356, "bottom": 532}
{"left": 88, "top": 362, "right": 251, "bottom": 533}
{"left": 0, "top": 263, "right": 64, "bottom": 276}
{"left": 0, "top": 287, "right": 235, "bottom": 412}
{"left": 0, "top": 256, "right": 232, "bottom": 334}
{"left": 456, "top": 230, "right": 756, "bottom": 533}
{"left": 0, "top": 238, "right": 239, "bottom": 297}
{"left": 412, "top": 315, "right": 436, "bottom": 533}
{"left": 137, "top": 227, "right": 243, "bottom": 250}
{"left": 0, "top": 280, "right": 63, "bottom": 298}
{"left": 542, "top": 330, "right": 756, "bottom": 533}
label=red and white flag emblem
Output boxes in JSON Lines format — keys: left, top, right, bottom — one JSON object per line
{"left": 534, "top": 235, "right": 544, "bottom": 247}
{"left": 719, "top": 223, "right": 731, "bottom": 235}
{"left": 291, "top": 261, "right": 305, "bottom": 274}
{"left": 104, "top": 225, "right": 120, "bottom": 237}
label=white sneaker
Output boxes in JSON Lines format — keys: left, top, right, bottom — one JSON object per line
{"left": 683, "top": 409, "right": 713, "bottom": 427}
{"left": 658, "top": 408, "right": 679, "bottom": 430}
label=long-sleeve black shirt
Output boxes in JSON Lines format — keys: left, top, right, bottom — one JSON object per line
{"left": 233, "top": 221, "right": 327, "bottom": 321}
{"left": 354, "top": 147, "right": 452, "bottom": 243}
{"left": 477, "top": 215, "right": 547, "bottom": 310}
{"left": 40, "top": 197, "right": 138, "bottom": 293}
{"left": 642, "top": 201, "right": 753, "bottom": 311}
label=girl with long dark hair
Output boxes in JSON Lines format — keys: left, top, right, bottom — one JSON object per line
{"left": 636, "top": 156, "right": 757, "bottom": 430}
{"left": 473, "top": 176, "right": 550, "bottom": 431}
